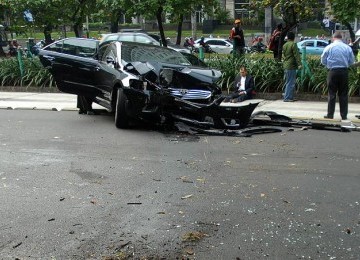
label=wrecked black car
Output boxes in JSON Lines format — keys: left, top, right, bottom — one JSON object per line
{"left": 39, "top": 38, "right": 262, "bottom": 129}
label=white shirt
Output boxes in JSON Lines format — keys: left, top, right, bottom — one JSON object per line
{"left": 237, "top": 76, "right": 246, "bottom": 92}
{"left": 321, "top": 39, "right": 355, "bottom": 69}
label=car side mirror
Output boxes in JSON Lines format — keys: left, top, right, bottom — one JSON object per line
{"left": 106, "top": 56, "right": 116, "bottom": 64}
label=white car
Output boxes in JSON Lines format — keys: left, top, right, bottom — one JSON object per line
{"left": 194, "top": 38, "right": 233, "bottom": 54}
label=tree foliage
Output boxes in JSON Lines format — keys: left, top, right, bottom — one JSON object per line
{"left": 253, "top": 0, "right": 320, "bottom": 30}
{"left": 329, "top": 0, "right": 360, "bottom": 41}
{"left": 97, "top": 0, "right": 134, "bottom": 33}
{"left": 0, "top": 0, "right": 97, "bottom": 40}
{"left": 126, "top": 0, "right": 219, "bottom": 46}
{"left": 253, "top": 0, "right": 320, "bottom": 59}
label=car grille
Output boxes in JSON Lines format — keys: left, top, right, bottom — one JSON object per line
{"left": 170, "top": 89, "right": 212, "bottom": 101}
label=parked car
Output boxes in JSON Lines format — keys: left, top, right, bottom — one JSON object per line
{"left": 297, "top": 39, "right": 329, "bottom": 55}
{"left": 194, "top": 38, "right": 233, "bottom": 54}
{"left": 39, "top": 38, "right": 262, "bottom": 129}
{"left": 100, "top": 32, "right": 191, "bottom": 54}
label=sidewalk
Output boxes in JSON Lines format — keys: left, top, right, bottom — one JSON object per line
{"left": 1, "top": 91, "right": 360, "bottom": 123}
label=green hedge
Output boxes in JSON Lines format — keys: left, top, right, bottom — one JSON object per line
{"left": 0, "top": 56, "right": 54, "bottom": 88}
{"left": 0, "top": 55, "right": 359, "bottom": 97}
{"left": 207, "top": 55, "right": 360, "bottom": 96}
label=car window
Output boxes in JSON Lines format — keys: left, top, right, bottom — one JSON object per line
{"left": 181, "top": 53, "right": 207, "bottom": 67}
{"left": 58, "top": 38, "right": 97, "bottom": 57}
{"left": 317, "top": 41, "right": 328, "bottom": 47}
{"left": 104, "top": 35, "right": 122, "bottom": 43}
{"left": 305, "top": 41, "right": 314, "bottom": 47}
{"left": 45, "top": 41, "right": 63, "bottom": 53}
{"left": 101, "top": 45, "right": 117, "bottom": 65}
{"left": 207, "top": 40, "right": 226, "bottom": 46}
{"left": 121, "top": 44, "right": 190, "bottom": 65}
{"left": 117, "top": 35, "right": 134, "bottom": 42}
{"left": 148, "top": 34, "right": 161, "bottom": 42}
{"left": 134, "top": 35, "right": 158, "bottom": 45}
{"left": 98, "top": 43, "right": 111, "bottom": 60}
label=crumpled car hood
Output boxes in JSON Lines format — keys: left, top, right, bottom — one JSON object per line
{"left": 128, "top": 61, "right": 222, "bottom": 86}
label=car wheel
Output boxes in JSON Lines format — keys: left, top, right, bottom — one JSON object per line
{"left": 115, "top": 88, "right": 129, "bottom": 128}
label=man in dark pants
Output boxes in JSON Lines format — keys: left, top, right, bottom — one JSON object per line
{"left": 224, "top": 66, "right": 254, "bottom": 103}
{"left": 321, "top": 32, "right": 355, "bottom": 120}
{"left": 230, "top": 19, "right": 245, "bottom": 56}
{"left": 77, "top": 95, "right": 95, "bottom": 115}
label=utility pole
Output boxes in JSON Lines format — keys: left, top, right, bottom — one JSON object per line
{"left": 191, "top": 11, "right": 197, "bottom": 40}
{"left": 86, "top": 15, "right": 89, "bottom": 38}
{"left": 265, "top": 7, "right": 273, "bottom": 43}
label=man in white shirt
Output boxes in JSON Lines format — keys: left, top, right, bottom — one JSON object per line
{"left": 224, "top": 66, "right": 255, "bottom": 102}
{"left": 321, "top": 32, "right": 355, "bottom": 120}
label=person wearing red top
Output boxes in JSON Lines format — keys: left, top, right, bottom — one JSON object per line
{"left": 268, "top": 23, "right": 283, "bottom": 59}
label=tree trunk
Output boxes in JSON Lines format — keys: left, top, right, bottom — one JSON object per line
{"left": 176, "top": 14, "right": 184, "bottom": 45}
{"left": 344, "top": 21, "right": 355, "bottom": 42}
{"left": 43, "top": 24, "right": 53, "bottom": 45}
{"left": 156, "top": 6, "right": 167, "bottom": 47}
{"left": 110, "top": 10, "right": 122, "bottom": 33}
{"left": 73, "top": 23, "right": 83, "bottom": 38}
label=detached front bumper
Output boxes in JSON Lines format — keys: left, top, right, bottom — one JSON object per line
{"left": 172, "top": 98, "right": 264, "bottom": 129}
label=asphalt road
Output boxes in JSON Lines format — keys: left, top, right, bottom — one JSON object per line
{"left": 0, "top": 110, "right": 359, "bottom": 260}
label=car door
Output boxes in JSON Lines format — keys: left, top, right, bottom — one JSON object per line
{"left": 91, "top": 42, "right": 123, "bottom": 104}
{"left": 304, "top": 40, "right": 315, "bottom": 54}
{"left": 206, "top": 39, "right": 231, "bottom": 54}
{"left": 39, "top": 38, "right": 100, "bottom": 97}
{"left": 315, "top": 40, "right": 328, "bottom": 55}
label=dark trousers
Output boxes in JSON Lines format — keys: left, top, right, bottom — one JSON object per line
{"left": 234, "top": 46, "right": 245, "bottom": 56}
{"left": 224, "top": 92, "right": 249, "bottom": 102}
{"left": 77, "top": 95, "right": 93, "bottom": 114}
{"left": 326, "top": 68, "right": 348, "bottom": 119}
{"left": 273, "top": 48, "right": 280, "bottom": 59}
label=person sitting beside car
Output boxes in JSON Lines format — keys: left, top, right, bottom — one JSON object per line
{"left": 223, "top": 66, "right": 255, "bottom": 103}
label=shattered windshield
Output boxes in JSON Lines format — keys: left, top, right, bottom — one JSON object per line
{"left": 121, "top": 44, "right": 191, "bottom": 66}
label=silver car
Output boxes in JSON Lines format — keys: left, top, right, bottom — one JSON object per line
{"left": 100, "top": 32, "right": 191, "bottom": 54}
{"left": 194, "top": 38, "right": 233, "bottom": 54}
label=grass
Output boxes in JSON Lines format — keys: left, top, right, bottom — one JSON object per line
{"left": 297, "top": 28, "right": 331, "bottom": 38}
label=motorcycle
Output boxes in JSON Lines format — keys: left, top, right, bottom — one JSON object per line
{"left": 245, "top": 44, "right": 267, "bottom": 54}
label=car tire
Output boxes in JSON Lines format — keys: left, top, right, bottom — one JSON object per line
{"left": 115, "top": 88, "right": 129, "bottom": 128}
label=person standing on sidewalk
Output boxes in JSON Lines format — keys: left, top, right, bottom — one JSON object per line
{"left": 230, "top": 19, "right": 245, "bottom": 56}
{"left": 321, "top": 32, "right": 355, "bottom": 120}
{"left": 268, "top": 24, "right": 282, "bottom": 59}
{"left": 282, "top": 31, "right": 301, "bottom": 102}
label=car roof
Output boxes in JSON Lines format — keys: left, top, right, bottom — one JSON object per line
{"left": 196, "top": 37, "right": 229, "bottom": 41}
{"left": 102, "top": 32, "right": 149, "bottom": 36}
{"left": 298, "top": 39, "right": 328, "bottom": 43}
{"left": 119, "top": 28, "right": 147, "bottom": 33}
